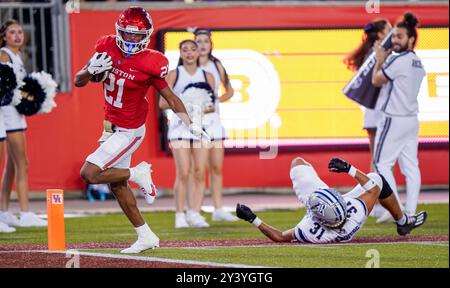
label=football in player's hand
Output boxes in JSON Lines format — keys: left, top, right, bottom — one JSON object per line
{"left": 90, "top": 71, "right": 108, "bottom": 82}
{"left": 91, "top": 71, "right": 108, "bottom": 82}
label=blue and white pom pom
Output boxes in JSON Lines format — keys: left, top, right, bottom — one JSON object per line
{"left": 181, "top": 82, "right": 215, "bottom": 108}
{"left": 0, "top": 62, "right": 24, "bottom": 106}
{"left": 15, "top": 71, "right": 58, "bottom": 116}
{"left": 180, "top": 82, "right": 216, "bottom": 124}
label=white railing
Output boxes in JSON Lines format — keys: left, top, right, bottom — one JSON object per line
{"left": 0, "top": 0, "right": 71, "bottom": 92}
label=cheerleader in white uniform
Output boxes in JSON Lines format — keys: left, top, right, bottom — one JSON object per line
{"left": 159, "top": 39, "right": 215, "bottom": 228}
{"left": 0, "top": 20, "right": 47, "bottom": 228}
{"left": 343, "top": 19, "right": 393, "bottom": 219}
{"left": 0, "top": 95, "right": 10, "bottom": 232}
{"left": 344, "top": 19, "right": 392, "bottom": 164}
{"left": 194, "top": 29, "right": 237, "bottom": 222}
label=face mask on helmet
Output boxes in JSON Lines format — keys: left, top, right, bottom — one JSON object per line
{"left": 306, "top": 188, "right": 348, "bottom": 228}
{"left": 115, "top": 7, "right": 154, "bottom": 56}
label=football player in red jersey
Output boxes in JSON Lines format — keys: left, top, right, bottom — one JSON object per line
{"left": 74, "top": 6, "right": 208, "bottom": 253}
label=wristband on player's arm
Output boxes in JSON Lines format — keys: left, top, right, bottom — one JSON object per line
{"left": 252, "top": 217, "right": 262, "bottom": 227}
{"left": 348, "top": 166, "right": 357, "bottom": 178}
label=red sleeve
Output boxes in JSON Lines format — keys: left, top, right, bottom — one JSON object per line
{"left": 94, "top": 36, "right": 109, "bottom": 53}
{"left": 151, "top": 52, "right": 169, "bottom": 79}
{"left": 151, "top": 77, "right": 168, "bottom": 91}
{"left": 147, "top": 52, "right": 169, "bottom": 91}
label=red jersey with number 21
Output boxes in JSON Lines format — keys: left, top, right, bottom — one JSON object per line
{"left": 94, "top": 35, "right": 169, "bottom": 128}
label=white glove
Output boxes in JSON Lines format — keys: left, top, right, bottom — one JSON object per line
{"left": 189, "top": 123, "right": 211, "bottom": 143}
{"left": 87, "top": 52, "right": 112, "bottom": 75}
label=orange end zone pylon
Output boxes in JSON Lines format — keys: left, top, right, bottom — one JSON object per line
{"left": 46, "top": 189, "right": 66, "bottom": 251}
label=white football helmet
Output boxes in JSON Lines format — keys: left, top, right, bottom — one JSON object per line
{"left": 306, "top": 188, "right": 348, "bottom": 228}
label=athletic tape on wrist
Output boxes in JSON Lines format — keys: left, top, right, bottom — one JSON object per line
{"left": 363, "top": 179, "right": 377, "bottom": 191}
{"left": 252, "top": 217, "right": 262, "bottom": 227}
{"left": 348, "top": 166, "right": 357, "bottom": 178}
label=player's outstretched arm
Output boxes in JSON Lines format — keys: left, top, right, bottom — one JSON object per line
{"left": 236, "top": 204, "right": 295, "bottom": 243}
{"left": 159, "top": 70, "right": 177, "bottom": 110}
{"left": 159, "top": 86, "right": 211, "bottom": 142}
{"left": 159, "top": 86, "right": 191, "bottom": 126}
{"left": 328, "top": 158, "right": 380, "bottom": 193}
{"left": 328, "top": 157, "right": 381, "bottom": 213}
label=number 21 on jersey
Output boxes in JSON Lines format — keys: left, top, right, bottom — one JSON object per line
{"left": 104, "top": 73, "right": 125, "bottom": 108}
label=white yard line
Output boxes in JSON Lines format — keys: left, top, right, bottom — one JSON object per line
{"left": 0, "top": 240, "right": 446, "bottom": 268}
{"left": 153, "top": 241, "right": 449, "bottom": 250}
{"left": 1, "top": 240, "right": 447, "bottom": 252}
{"left": 0, "top": 250, "right": 270, "bottom": 268}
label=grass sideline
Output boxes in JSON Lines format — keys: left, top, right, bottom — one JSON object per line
{"left": 0, "top": 203, "right": 448, "bottom": 268}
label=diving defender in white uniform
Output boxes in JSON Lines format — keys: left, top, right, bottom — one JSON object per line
{"left": 236, "top": 157, "right": 427, "bottom": 243}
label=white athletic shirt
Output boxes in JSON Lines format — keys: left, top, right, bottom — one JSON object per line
{"left": 173, "top": 66, "right": 208, "bottom": 96}
{"left": 293, "top": 197, "right": 368, "bottom": 243}
{"left": 289, "top": 164, "right": 369, "bottom": 243}
{"left": 0, "top": 47, "right": 26, "bottom": 80}
{"left": 200, "top": 60, "right": 220, "bottom": 92}
{"left": 376, "top": 51, "right": 426, "bottom": 116}
{"left": 200, "top": 60, "right": 221, "bottom": 112}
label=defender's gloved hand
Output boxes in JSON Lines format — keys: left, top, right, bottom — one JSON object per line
{"left": 328, "top": 157, "right": 352, "bottom": 173}
{"left": 236, "top": 203, "right": 257, "bottom": 223}
{"left": 328, "top": 157, "right": 357, "bottom": 177}
{"left": 87, "top": 52, "right": 112, "bottom": 75}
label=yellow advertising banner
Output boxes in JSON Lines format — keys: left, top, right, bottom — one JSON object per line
{"left": 163, "top": 28, "right": 449, "bottom": 146}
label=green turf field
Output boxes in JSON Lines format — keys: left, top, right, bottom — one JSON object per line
{"left": 1, "top": 203, "right": 448, "bottom": 268}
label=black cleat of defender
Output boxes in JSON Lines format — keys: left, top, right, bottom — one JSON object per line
{"left": 397, "top": 211, "right": 428, "bottom": 236}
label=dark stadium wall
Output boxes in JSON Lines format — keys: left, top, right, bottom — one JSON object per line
{"left": 16, "top": 4, "right": 448, "bottom": 190}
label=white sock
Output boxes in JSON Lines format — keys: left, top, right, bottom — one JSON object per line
{"left": 176, "top": 212, "right": 185, "bottom": 218}
{"left": 135, "top": 223, "right": 153, "bottom": 239}
{"left": 397, "top": 214, "right": 408, "bottom": 226}
{"left": 129, "top": 167, "right": 138, "bottom": 183}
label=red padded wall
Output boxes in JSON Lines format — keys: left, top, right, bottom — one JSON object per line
{"left": 15, "top": 4, "right": 448, "bottom": 190}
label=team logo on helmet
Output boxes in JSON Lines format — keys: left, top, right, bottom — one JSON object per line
{"left": 115, "top": 6, "right": 154, "bottom": 56}
{"left": 306, "top": 188, "right": 348, "bottom": 228}
{"left": 314, "top": 204, "right": 327, "bottom": 217}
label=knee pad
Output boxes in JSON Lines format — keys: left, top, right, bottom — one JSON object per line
{"left": 367, "top": 172, "right": 383, "bottom": 190}
{"left": 378, "top": 174, "right": 394, "bottom": 199}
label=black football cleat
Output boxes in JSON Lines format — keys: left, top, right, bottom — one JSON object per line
{"left": 397, "top": 211, "right": 428, "bottom": 236}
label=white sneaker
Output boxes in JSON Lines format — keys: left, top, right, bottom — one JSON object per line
{"left": 212, "top": 208, "right": 239, "bottom": 222}
{"left": 175, "top": 213, "right": 189, "bottom": 229}
{"left": 0, "top": 221, "right": 15, "bottom": 233}
{"left": 120, "top": 234, "right": 160, "bottom": 254}
{"left": 18, "top": 212, "right": 48, "bottom": 227}
{"left": 186, "top": 209, "right": 194, "bottom": 224}
{"left": 376, "top": 210, "right": 395, "bottom": 224}
{"left": 130, "top": 161, "right": 157, "bottom": 205}
{"left": 0, "top": 212, "right": 20, "bottom": 227}
{"left": 188, "top": 212, "right": 210, "bottom": 228}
